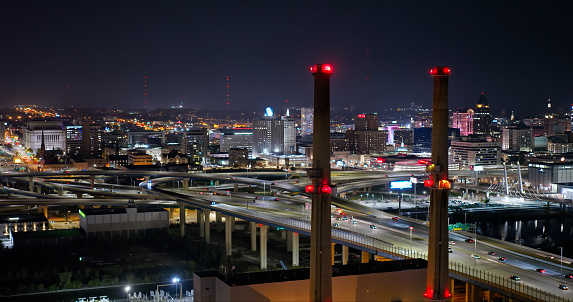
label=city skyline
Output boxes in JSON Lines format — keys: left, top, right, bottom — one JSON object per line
{"left": 2, "top": 1, "right": 572, "bottom": 116}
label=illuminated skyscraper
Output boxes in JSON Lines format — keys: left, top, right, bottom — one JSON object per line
{"left": 452, "top": 108, "right": 474, "bottom": 136}
{"left": 473, "top": 93, "right": 491, "bottom": 136}
{"left": 252, "top": 109, "right": 296, "bottom": 157}
{"left": 301, "top": 107, "right": 314, "bottom": 136}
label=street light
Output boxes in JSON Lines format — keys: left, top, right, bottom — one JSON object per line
{"left": 172, "top": 278, "right": 182, "bottom": 301}
{"left": 125, "top": 286, "right": 130, "bottom": 301}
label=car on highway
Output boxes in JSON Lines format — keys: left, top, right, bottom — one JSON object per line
{"left": 509, "top": 275, "right": 520, "bottom": 281}
{"left": 332, "top": 223, "right": 339, "bottom": 227}
{"left": 336, "top": 217, "right": 342, "bottom": 220}
{"left": 274, "top": 198, "right": 280, "bottom": 201}
{"left": 565, "top": 274, "right": 573, "bottom": 279}
{"left": 350, "top": 220, "right": 358, "bottom": 224}
{"left": 210, "top": 201, "right": 216, "bottom": 205}
{"left": 471, "top": 254, "right": 480, "bottom": 259}
{"left": 448, "top": 241, "right": 455, "bottom": 245}
{"left": 535, "top": 268, "right": 545, "bottom": 273}
{"left": 487, "top": 251, "right": 496, "bottom": 255}
{"left": 559, "top": 284, "right": 569, "bottom": 290}
{"left": 465, "top": 239, "right": 475, "bottom": 243}
{"left": 369, "top": 225, "right": 377, "bottom": 229}
{"left": 448, "top": 247, "right": 453, "bottom": 253}
{"left": 392, "top": 216, "right": 398, "bottom": 220}
{"left": 498, "top": 257, "right": 508, "bottom": 261}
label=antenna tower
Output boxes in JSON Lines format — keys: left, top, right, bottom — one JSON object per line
{"left": 226, "top": 75, "right": 230, "bottom": 109}
{"left": 144, "top": 76, "right": 149, "bottom": 109}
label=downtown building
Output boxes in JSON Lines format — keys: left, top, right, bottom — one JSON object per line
{"left": 452, "top": 108, "right": 474, "bottom": 136}
{"left": 22, "top": 121, "right": 66, "bottom": 153}
{"left": 252, "top": 114, "right": 296, "bottom": 157}
{"left": 66, "top": 121, "right": 103, "bottom": 157}
{"left": 450, "top": 139, "right": 501, "bottom": 166}
{"left": 346, "top": 114, "right": 388, "bottom": 154}
{"left": 219, "top": 128, "right": 253, "bottom": 153}
{"left": 473, "top": 93, "right": 492, "bottom": 136}
{"left": 501, "top": 125, "right": 532, "bottom": 152}
{"left": 181, "top": 128, "right": 209, "bottom": 165}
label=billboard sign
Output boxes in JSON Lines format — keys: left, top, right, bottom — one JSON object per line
{"left": 390, "top": 180, "right": 413, "bottom": 189}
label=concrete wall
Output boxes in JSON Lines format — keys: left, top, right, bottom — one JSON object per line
{"left": 194, "top": 268, "right": 427, "bottom": 302}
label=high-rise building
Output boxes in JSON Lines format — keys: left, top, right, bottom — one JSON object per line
{"left": 66, "top": 121, "right": 103, "bottom": 157}
{"left": 220, "top": 128, "right": 253, "bottom": 153}
{"left": 301, "top": 107, "right": 314, "bottom": 136}
{"left": 452, "top": 108, "right": 474, "bottom": 136}
{"left": 355, "top": 113, "right": 378, "bottom": 130}
{"left": 181, "top": 128, "right": 208, "bottom": 165}
{"left": 252, "top": 115, "right": 296, "bottom": 157}
{"left": 502, "top": 125, "right": 532, "bottom": 151}
{"left": 393, "top": 129, "right": 414, "bottom": 145}
{"left": 473, "top": 93, "right": 491, "bottom": 136}
{"left": 346, "top": 114, "right": 387, "bottom": 154}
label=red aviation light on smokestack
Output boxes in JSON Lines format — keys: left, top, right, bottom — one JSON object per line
{"left": 305, "top": 185, "right": 314, "bottom": 193}
{"left": 321, "top": 185, "right": 332, "bottom": 194}
{"left": 310, "top": 64, "right": 334, "bottom": 74}
{"left": 424, "top": 179, "right": 434, "bottom": 187}
{"left": 430, "top": 66, "right": 451, "bottom": 76}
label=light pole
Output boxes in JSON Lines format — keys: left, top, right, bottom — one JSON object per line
{"left": 125, "top": 286, "right": 130, "bottom": 301}
{"left": 409, "top": 226, "right": 413, "bottom": 248}
{"left": 560, "top": 247, "right": 564, "bottom": 275}
{"left": 172, "top": 277, "right": 182, "bottom": 301}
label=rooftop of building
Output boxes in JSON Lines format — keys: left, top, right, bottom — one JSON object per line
{"left": 196, "top": 258, "right": 426, "bottom": 287}
{"left": 79, "top": 206, "right": 166, "bottom": 216}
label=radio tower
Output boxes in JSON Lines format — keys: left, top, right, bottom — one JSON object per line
{"left": 225, "top": 75, "right": 230, "bottom": 109}
{"left": 144, "top": 76, "right": 149, "bottom": 109}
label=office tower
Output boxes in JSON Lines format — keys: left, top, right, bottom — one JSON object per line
{"left": 301, "top": 107, "right": 314, "bottom": 136}
{"left": 66, "top": 121, "right": 103, "bottom": 157}
{"left": 252, "top": 114, "right": 296, "bottom": 157}
{"left": 220, "top": 128, "right": 253, "bottom": 152}
{"left": 181, "top": 128, "right": 208, "bottom": 165}
{"left": 502, "top": 125, "right": 532, "bottom": 151}
{"left": 346, "top": 113, "right": 387, "bottom": 154}
{"left": 473, "top": 93, "right": 491, "bottom": 136}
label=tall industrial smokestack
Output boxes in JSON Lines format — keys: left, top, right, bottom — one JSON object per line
{"left": 425, "top": 66, "right": 452, "bottom": 301}
{"left": 309, "top": 64, "right": 333, "bottom": 302}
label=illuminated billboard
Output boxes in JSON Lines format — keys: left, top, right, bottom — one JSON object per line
{"left": 390, "top": 180, "right": 413, "bottom": 189}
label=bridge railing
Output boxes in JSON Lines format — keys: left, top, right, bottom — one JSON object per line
{"left": 448, "top": 261, "right": 569, "bottom": 302}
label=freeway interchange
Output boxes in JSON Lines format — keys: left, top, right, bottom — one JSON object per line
{"left": 0, "top": 169, "right": 572, "bottom": 300}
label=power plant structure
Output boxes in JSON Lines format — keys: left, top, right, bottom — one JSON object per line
{"left": 425, "top": 66, "right": 452, "bottom": 301}
{"left": 309, "top": 63, "right": 334, "bottom": 302}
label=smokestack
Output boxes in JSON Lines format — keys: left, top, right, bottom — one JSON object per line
{"left": 309, "top": 64, "right": 333, "bottom": 302}
{"left": 425, "top": 66, "right": 452, "bottom": 301}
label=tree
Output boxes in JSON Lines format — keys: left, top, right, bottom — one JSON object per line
{"left": 58, "top": 271, "right": 72, "bottom": 289}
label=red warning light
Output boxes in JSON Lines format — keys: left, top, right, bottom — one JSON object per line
{"left": 358, "top": 114, "right": 366, "bottom": 118}
{"left": 418, "top": 159, "right": 431, "bottom": 165}
{"left": 305, "top": 185, "right": 314, "bottom": 193}
{"left": 439, "top": 180, "right": 451, "bottom": 189}
{"left": 424, "top": 179, "right": 434, "bottom": 187}
{"left": 322, "top": 64, "right": 333, "bottom": 73}
{"left": 443, "top": 67, "right": 451, "bottom": 73}
{"left": 321, "top": 185, "right": 332, "bottom": 194}
{"left": 310, "top": 66, "right": 315, "bottom": 72}
{"left": 376, "top": 157, "right": 385, "bottom": 163}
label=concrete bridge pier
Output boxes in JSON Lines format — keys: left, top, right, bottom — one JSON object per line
{"left": 331, "top": 243, "right": 336, "bottom": 265}
{"left": 292, "top": 232, "right": 299, "bottom": 266}
{"left": 287, "top": 231, "right": 293, "bottom": 252}
{"left": 179, "top": 202, "right": 185, "bottom": 237}
{"left": 216, "top": 212, "right": 222, "bottom": 232}
{"left": 198, "top": 210, "right": 204, "bottom": 238}
{"left": 250, "top": 221, "right": 257, "bottom": 251}
{"left": 281, "top": 229, "right": 286, "bottom": 240}
{"left": 76, "top": 192, "right": 83, "bottom": 198}
{"left": 342, "top": 245, "right": 349, "bottom": 265}
{"left": 361, "top": 251, "right": 370, "bottom": 263}
{"left": 58, "top": 187, "right": 64, "bottom": 196}
{"left": 231, "top": 216, "right": 235, "bottom": 231}
{"left": 204, "top": 209, "right": 211, "bottom": 244}
{"left": 260, "top": 224, "right": 268, "bottom": 269}
{"left": 225, "top": 215, "right": 232, "bottom": 256}
{"left": 234, "top": 183, "right": 239, "bottom": 192}
{"left": 90, "top": 175, "right": 95, "bottom": 189}
{"left": 28, "top": 177, "right": 34, "bottom": 192}
{"left": 182, "top": 179, "right": 189, "bottom": 190}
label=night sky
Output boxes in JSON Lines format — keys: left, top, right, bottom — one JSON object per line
{"left": 2, "top": 1, "right": 572, "bottom": 116}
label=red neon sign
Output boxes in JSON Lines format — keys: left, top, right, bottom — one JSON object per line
{"left": 358, "top": 114, "right": 366, "bottom": 118}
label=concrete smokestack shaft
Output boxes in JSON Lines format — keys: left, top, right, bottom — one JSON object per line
{"left": 425, "top": 66, "right": 451, "bottom": 301}
{"left": 309, "top": 64, "right": 333, "bottom": 302}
